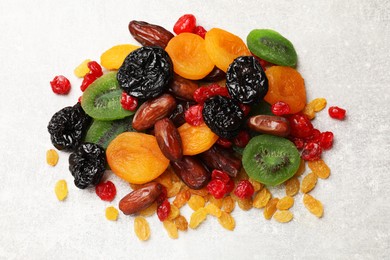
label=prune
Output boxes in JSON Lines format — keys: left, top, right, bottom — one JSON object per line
{"left": 202, "top": 95, "right": 245, "bottom": 139}
{"left": 69, "top": 143, "right": 106, "bottom": 189}
{"left": 47, "top": 103, "right": 91, "bottom": 151}
{"left": 117, "top": 46, "right": 173, "bottom": 100}
{"left": 226, "top": 56, "right": 268, "bottom": 104}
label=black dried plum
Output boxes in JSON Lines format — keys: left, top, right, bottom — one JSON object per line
{"left": 117, "top": 46, "right": 173, "bottom": 100}
{"left": 69, "top": 143, "right": 106, "bottom": 189}
{"left": 226, "top": 56, "right": 268, "bottom": 104}
{"left": 202, "top": 95, "right": 245, "bottom": 139}
{"left": 47, "top": 103, "right": 91, "bottom": 151}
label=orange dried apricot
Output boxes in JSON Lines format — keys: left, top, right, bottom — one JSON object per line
{"left": 106, "top": 132, "right": 170, "bottom": 184}
{"left": 100, "top": 44, "right": 139, "bottom": 70}
{"left": 205, "top": 28, "right": 251, "bottom": 72}
{"left": 165, "top": 33, "right": 214, "bottom": 80}
{"left": 178, "top": 123, "right": 218, "bottom": 155}
{"left": 264, "top": 66, "right": 306, "bottom": 114}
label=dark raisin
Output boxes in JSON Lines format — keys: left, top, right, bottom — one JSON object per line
{"left": 202, "top": 95, "right": 245, "bottom": 138}
{"left": 47, "top": 103, "right": 91, "bottom": 151}
{"left": 117, "top": 46, "right": 173, "bottom": 100}
{"left": 69, "top": 143, "right": 106, "bottom": 189}
{"left": 226, "top": 56, "right": 268, "bottom": 104}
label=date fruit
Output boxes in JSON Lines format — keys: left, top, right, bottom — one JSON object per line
{"left": 171, "top": 156, "right": 211, "bottom": 189}
{"left": 169, "top": 74, "right": 198, "bottom": 101}
{"left": 202, "top": 67, "right": 226, "bottom": 82}
{"left": 247, "top": 115, "right": 290, "bottom": 137}
{"left": 200, "top": 145, "right": 242, "bottom": 177}
{"left": 155, "top": 118, "right": 183, "bottom": 161}
{"left": 132, "top": 94, "right": 177, "bottom": 131}
{"left": 129, "top": 20, "right": 174, "bottom": 49}
{"left": 119, "top": 182, "right": 162, "bottom": 215}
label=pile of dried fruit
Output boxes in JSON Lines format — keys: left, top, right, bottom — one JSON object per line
{"left": 47, "top": 14, "right": 346, "bottom": 240}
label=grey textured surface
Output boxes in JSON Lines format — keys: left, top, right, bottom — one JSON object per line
{"left": 0, "top": 0, "right": 389, "bottom": 259}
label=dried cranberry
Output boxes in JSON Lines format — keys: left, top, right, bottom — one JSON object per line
{"left": 328, "top": 106, "right": 346, "bottom": 120}
{"left": 120, "top": 92, "right": 138, "bottom": 111}
{"left": 271, "top": 101, "right": 291, "bottom": 116}
{"left": 207, "top": 179, "right": 227, "bottom": 199}
{"left": 157, "top": 199, "right": 171, "bottom": 221}
{"left": 216, "top": 138, "right": 233, "bottom": 148}
{"left": 288, "top": 113, "right": 314, "bottom": 138}
{"left": 50, "top": 75, "right": 71, "bottom": 95}
{"left": 225, "top": 179, "right": 235, "bottom": 194}
{"left": 173, "top": 14, "right": 197, "bottom": 34}
{"left": 232, "top": 130, "right": 250, "bottom": 148}
{"left": 234, "top": 180, "right": 254, "bottom": 199}
{"left": 80, "top": 73, "right": 98, "bottom": 91}
{"left": 211, "top": 169, "right": 231, "bottom": 183}
{"left": 88, "top": 61, "right": 103, "bottom": 77}
{"left": 156, "top": 186, "right": 168, "bottom": 205}
{"left": 184, "top": 104, "right": 204, "bottom": 126}
{"left": 193, "top": 25, "right": 207, "bottom": 38}
{"left": 301, "top": 142, "right": 322, "bottom": 161}
{"left": 95, "top": 181, "right": 116, "bottom": 202}
{"left": 193, "top": 84, "right": 230, "bottom": 104}
{"left": 319, "top": 131, "right": 334, "bottom": 150}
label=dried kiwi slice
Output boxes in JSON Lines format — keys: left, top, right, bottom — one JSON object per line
{"left": 242, "top": 134, "right": 300, "bottom": 186}
{"left": 81, "top": 72, "right": 134, "bottom": 120}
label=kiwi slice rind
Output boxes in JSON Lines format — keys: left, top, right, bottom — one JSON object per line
{"left": 242, "top": 134, "right": 300, "bottom": 186}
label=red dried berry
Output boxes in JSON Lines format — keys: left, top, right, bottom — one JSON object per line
{"left": 271, "top": 101, "right": 291, "bottom": 116}
{"left": 50, "top": 75, "right": 71, "bottom": 95}
{"left": 211, "top": 169, "right": 231, "bottom": 183}
{"left": 225, "top": 179, "right": 235, "bottom": 194}
{"left": 304, "top": 128, "right": 321, "bottom": 143}
{"left": 238, "top": 104, "right": 251, "bottom": 117}
{"left": 328, "top": 106, "right": 346, "bottom": 120}
{"left": 301, "top": 142, "right": 322, "bottom": 161}
{"left": 193, "top": 84, "right": 230, "bottom": 104}
{"left": 184, "top": 104, "right": 204, "bottom": 126}
{"left": 173, "top": 14, "right": 197, "bottom": 34}
{"left": 156, "top": 185, "right": 168, "bottom": 205}
{"left": 193, "top": 25, "right": 207, "bottom": 38}
{"left": 87, "top": 61, "right": 103, "bottom": 77}
{"left": 95, "top": 181, "right": 116, "bottom": 202}
{"left": 234, "top": 180, "right": 254, "bottom": 199}
{"left": 207, "top": 179, "right": 227, "bottom": 199}
{"left": 216, "top": 137, "right": 233, "bottom": 148}
{"left": 250, "top": 52, "right": 269, "bottom": 71}
{"left": 288, "top": 113, "right": 314, "bottom": 138}
{"left": 120, "top": 92, "right": 138, "bottom": 111}
{"left": 290, "top": 136, "right": 305, "bottom": 149}
{"left": 80, "top": 73, "right": 98, "bottom": 92}
{"left": 319, "top": 131, "right": 334, "bottom": 150}
{"left": 157, "top": 199, "right": 171, "bottom": 221}
{"left": 232, "top": 130, "right": 250, "bottom": 148}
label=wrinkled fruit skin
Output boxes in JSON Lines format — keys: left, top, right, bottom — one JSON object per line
{"left": 202, "top": 95, "right": 245, "bottom": 139}
{"left": 171, "top": 156, "right": 211, "bottom": 189}
{"left": 154, "top": 118, "right": 183, "bottom": 161}
{"left": 226, "top": 56, "right": 268, "bottom": 104}
{"left": 117, "top": 46, "right": 173, "bottom": 100}
{"left": 48, "top": 103, "right": 91, "bottom": 151}
{"left": 129, "top": 20, "right": 174, "bottom": 49}
{"left": 200, "top": 145, "right": 242, "bottom": 177}
{"left": 247, "top": 115, "right": 290, "bottom": 137}
{"left": 119, "top": 182, "right": 162, "bottom": 215}
{"left": 69, "top": 143, "right": 106, "bottom": 189}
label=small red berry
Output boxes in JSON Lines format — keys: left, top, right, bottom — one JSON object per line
{"left": 50, "top": 75, "right": 71, "bottom": 94}
{"left": 216, "top": 137, "right": 233, "bottom": 148}
{"left": 173, "top": 14, "right": 197, "bottom": 34}
{"left": 156, "top": 186, "right": 168, "bottom": 205}
{"left": 207, "top": 179, "right": 227, "bottom": 199}
{"left": 80, "top": 73, "right": 97, "bottom": 91}
{"left": 328, "top": 106, "right": 346, "bottom": 120}
{"left": 87, "top": 61, "right": 103, "bottom": 77}
{"left": 301, "top": 142, "right": 322, "bottom": 161}
{"left": 290, "top": 137, "right": 305, "bottom": 149}
{"left": 157, "top": 199, "right": 171, "bottom": 221}
{"left": 288, "top": 113, "right": 314, "bottom": 138}
{"left": 193, "top": 84, "right": 230, "bottom": 103}
{"left": 225, "top": 179, "right": 235, "bottom": 194}
{"left": 95, "top": 181, "right": 116, "bottom": 202}
{"left": 211, "top": 169, "right": 231, "bottom": 183}
{"left": 239, "top": 104, "right": 251, "bottom": 117}
{"left": 304, "top": 128, "right": 321, "bottom": 143}
{"left": 319, "top": 131, "right": 334, "bottom": 150}
{"left": 193, "top": 25, "right": 207, "bottom": 38}
{"left": 184, "top": 104, "right": 204, "bottom": 126}
{"left": 271, "top": 101, "right": 291, "bottom": 116}
{"left": 120, "top": 92, "right": 138, "bottom": 111}
{"left": 234, "top": 180, "right": 254, "bottom": 199}
{"left": 233, "top": 130, "right": 250, "bottom": 148}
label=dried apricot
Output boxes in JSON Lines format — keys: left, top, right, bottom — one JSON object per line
{"left": 163, "top": 220, "right": 179, "bottom": 239}
{"left": 105, "top": 206, "right": 119, "bottom": 221}
{"left": 303, "top": 194, "right": 323, "bottom": 218}
{"left": 205, "top": 28, "right": 251, "bottom": 72}
{"left": 100, "top": 44, "right": 139, "bottom": 70}
{"left": 106, "top": 132, "right": 170, "bottom": 184}
{"left": 205, "top": 203, "right": 222, "bottom": 217}
{"left": 189, "top": 207, "right": 208, "bottom": 229}
{"left": 300, "top": 172, "right": 318, "bottom": 193}
{"left": 134, "top": 216, "right": 150, "bottom": 241}
{"left": 308, "top": 159, "right": 330, "bottom": 179}
{"left": 46, "top": 149, "right": 59, "bottom": 166}
{"left": 276, "top": 196, "right": 294, "bottom": 210}
{"left": 285, "top": 176, "right": 300, "bottom": 197}
{"left": 222, "top": 196, "right": 235, "bottom": 213}
{"left": 54, "top": 180, "right": 68, "bottom": 201}
{"left": 178, "top": 123, "right": 218, "bottom": 155}
{"left": 253, "top": 188, "right": 271, "bottom": 209}
{"left": 174, "top": 215, "right": 188, "bottom": 231}
{"left": 165, "top": 33, "right": 214, "bottom": 80}
{"left": 263, "top": 198, "right": 279, "bottom": 220}
{"left": 264, "top": 66, "right": 306, "bottom": 114}
{"left": 188, "top": 195, "right": 205, "bottom": 211}
{"left": 273, "top": 210, "right": 293, "bottom": 223}
{"left": 217, "top": 211, "right": 235, "bottom": 231}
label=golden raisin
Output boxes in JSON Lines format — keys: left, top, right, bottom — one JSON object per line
{"left": 302, "top": 104, "right": 315, "bottom": 120}
{"left": 236, "top": 196, "right": 253, "bottom": 211}
{"left": 54, "top": 180, "right": 68, "bottom": 201}
{"left": 189, "top": 207, "right": 207, "bottom": 229}
{"left": 208, "top": 195, "right": 223, "bottom": 208}
{"left": 308, "top": 159, "right": 331, "bottom": 179}
{"left": 285, "top": 177, "right": 300, "bottom": 197}
{"left": 174, "top": 215, "right": 188, "bottom": 231}
{"left": 188, "top": 187, "right": 209, "bottom": 197}
{"left": 253, "top": 188, "right": 271, "bottom": 209}
{"left": 167, "top": 204, "right": 180, "bottom": 221}
{"left": 105, "top": 206, "right": 119, "bottom": 221}
{"left": 235, "top": 168, "right": 249, "bottom": 183}
{"left": 188, "top": 195, "right": 206, "bottom": 211}
{"left": 294, "top": 159, "right": 306, "bottom": 177}
{"left": 74, "top": 59, "right": 91, "bottom": 78}
{"left": 248, "top": 178, "right": 263, "bottom": 192}
{"left": 139, "top": 202, "right": 157, "bottom": 217}
{"left": 217, "top": 211, "right": 235, "bottom": 231}
{"left": 263, "top": 198, "right": 279, "bottom": 220}
{"left": 300, "top": 172, "right": 318, "bottom": 193}
{"left": 46, "top": 149, "right": 59, "bottom": 166}
{"left": 276, "top": 196, "right": 294, "bottom": 210}
{"left": 309, "top": 98, "right": 327, "bottom": 112}
{"left": 303, "top": 194, "right": 324, "bottom": 218}
{"left": 167, "top": 181, "right": 182, "bottom": 198}
{"left": 173, "top": 189, "right": 191, "bottom": 208}
{"left": 273, "top": 210, "right": 294, "bottom": 223}
{"left": 134, "top": 217, "right": 151, "bottom": 241}
{"left": 222, "top": 196, "right": 235, "bottom": 213}
{"left": 163, "top": 220, "right": 179, "bottom": 239}
{"left": 205, "top": 203, "right": 222, "bottom": 217}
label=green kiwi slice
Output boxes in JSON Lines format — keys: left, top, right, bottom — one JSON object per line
{"left": 84, "top": 116, "right": 134, "bottom": 149}
{"left": 242, "top": 134, "right": 300, "bottom": 186}
{"left": 81, "top": 72, "right": 134, "bottom": 120}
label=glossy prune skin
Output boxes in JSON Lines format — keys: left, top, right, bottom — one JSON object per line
{"left": 202, "top": 95, "right": 245, "bottom": 139}
{"left": 117, "top": 46, "right": 173, "bottom": 100}
{"left": 47, "top": 103, "right": 91, "bottom": 151}
{"left": 226, "top": 56, "right": 268, "bottom": 104}
{"left": 69, "top": 143, "right": 106, "bottom": 189}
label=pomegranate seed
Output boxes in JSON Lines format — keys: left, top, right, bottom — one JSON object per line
{"left": 80, "top": 73, "right": 97, "bottom": 91}
{"left": 234, "top": 180, "right": 255, "bottom": 199}
{"left": 233, "top": 130, "right": 250, "bottom": 148}
{"left": 239, "top": 104, "right": 251, "bottom": 117}
{"left": 87, "top": 61, "right": 103, "bottom": 77}
{"left": 288, "top": 113, "right": 314, "bottom": 138}
{"left": 50, "top": 75, "right": 71, "bottom": 94}
{"left": 156, "top": 186, "right": 168, "bottom": 205}
{"left": 207, "top": 179, "right": 227, "bottom": 199}
{"left": 304, "top": 128, "right": 321, "bottom": 143}
{"left": 193, "top": 84, "right": 230, "bottom": 103}
{"left": 301, "top": 142, "right": 322, "bottom": 161}
{"left": 193, "top": 25, "right": 207, "bottom": 38}
{"left": 184, "top": 104, "right": 204, "bottom": 126}
{"left": 290, "top": 136, "right": 305, "bottom": 149}
{"left": 157, "top": 199, "right": 171, "bottom": 221}
{"left": 120, "top": 92, "right": 138, "bottom": 111}
{"left": 173, "top": 14, "right": 197, "bottom": 34}
{"left": 95, "top": 181, "right": 116, "bottom": 202}
{"left": 328, "top": 106, "right": 346, "bottom": 120}
{"left": 211, "top": 169, "right": 231, "bottom": 183}
{"left": 319, "top": 131, "right": 334, "bottom": 150}
{"left": 271, "top": 101, "right": 291, "bottom": 116}
{"left": 216, "top": 138, "right": 233, "bottom": 148}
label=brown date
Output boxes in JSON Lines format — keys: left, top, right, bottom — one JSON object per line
{"left": 129, "top": 20, "right": 174, "bottom": 49}
{"left": 132, "top": 94, "right": 177, "bottom": 131}
{"left": 171, "top": 156, "right": 211, "bottom": 190}
{"left": 154, "top": 118, "right": 183, "bottom": 161}
{"left": 247, "top": 115, "right": 290, "bottom": 137}
{"left": 168, "top": 74, "right": 198, "bottom": 101}
{"left": 119, "top": 182, "right": 162, "bottom": 215}
{"left": 202, "top": 66, "right": 226, "bottom": 82}
{"left": 200, "top": 145, "right": 242, "bottom": 177}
